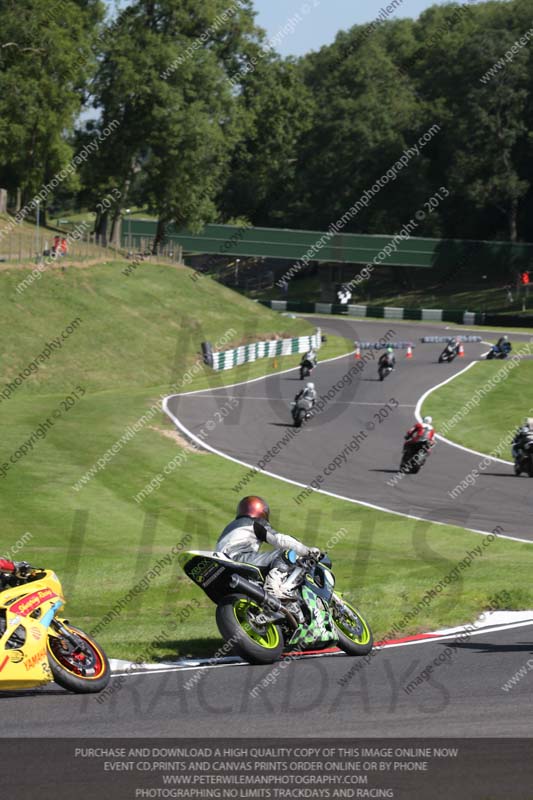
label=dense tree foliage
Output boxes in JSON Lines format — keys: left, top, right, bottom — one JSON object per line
{"left": 2, "top": 0, "right": 533, "bottom": 242}
{"left": 0, "top": 0, "right": 103, "bottom": 219}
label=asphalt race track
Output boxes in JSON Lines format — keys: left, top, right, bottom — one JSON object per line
{"left": 166, "top": 318, "right": 533, "bottom": 542}
{"left": 4, "top": 318, "right": 533, "bottom": 739}
{"left": 2, "top": 622, "right": 533, "bottom": 736}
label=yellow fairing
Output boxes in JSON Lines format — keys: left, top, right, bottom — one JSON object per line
{"left": 0, "top": 570, "right": 65, "bottom": 690}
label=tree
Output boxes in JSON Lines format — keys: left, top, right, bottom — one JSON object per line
{"left": 294, "top": 26, "right": 424, "bottom": 233}
{"left": 0, "top": 0, "right": 103, "bottom": 220}
{"left": 410, "top": 2, "right": 530, "bottom": 241}
{"left": 220, "top": 56, "right": 315, "bottom": 227}
{"left": 88, "top": 0, "right": 263, "bottom": 250}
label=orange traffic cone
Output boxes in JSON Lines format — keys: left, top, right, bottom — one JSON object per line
{"left": 405, "top": 345, "right": 413, "bottom": 359}
{"left": 355, "top": 343, "right": 361, "bottom": 360}
{"left": 458, "top": 343, "right": 465, "bottom": 357}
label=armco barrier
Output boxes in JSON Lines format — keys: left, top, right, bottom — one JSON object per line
{"left": 209, "top": 328, "right": 322, "bottom": 371}
{"left": 260, "top": 300, "right": 482, "bottom": 324}
{"left": 260, "top": 300, "right": 533, "bottom": 328}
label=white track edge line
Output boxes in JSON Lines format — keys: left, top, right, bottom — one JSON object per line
{"left": 162, "top": 395, "right": 531, "bottom": 544}
{"left": 414, "top": 356, "right": 514, "bottom": 465}
{"left": 111, "top": 617, "right": 533, "bottom": 678}
{"left": 163, "top": 325, "right": 530, "bottom": 544}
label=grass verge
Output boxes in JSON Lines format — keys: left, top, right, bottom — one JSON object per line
{"left": 1, "top": 262, "right": 531, "bottom": 662}
{"left": 425, "top": 359, "right": 533, "bottom": 455}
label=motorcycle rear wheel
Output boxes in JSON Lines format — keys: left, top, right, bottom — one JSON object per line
{"left": 400, "top": 449, "right": 414, "bottom": 473}
{"left": 47, "top": 624, "right": 110, "bottom": 693}
{"left": 331, "top": 596, "right": 373, "bottom": 656}
{"left": 216, "top": 594, "right": 284, "bottom": 665}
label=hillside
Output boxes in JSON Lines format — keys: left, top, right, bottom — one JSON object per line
{"left": 0, "top": 262, "right": 352, "bottom": 658}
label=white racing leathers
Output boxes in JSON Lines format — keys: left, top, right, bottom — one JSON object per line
{"left": 215, "top": 517, "right": 310, "bottom": 568}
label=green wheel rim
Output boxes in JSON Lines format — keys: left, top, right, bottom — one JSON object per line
{"left": 233, "top": 598, "right": 280, "bottom": 649}
{"left": 333, "top": 598, "right": 371, "bottom": 645}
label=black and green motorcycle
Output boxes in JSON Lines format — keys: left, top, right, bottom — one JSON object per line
{"left": 178, "top": 548, "right": 373, "bottom": 665}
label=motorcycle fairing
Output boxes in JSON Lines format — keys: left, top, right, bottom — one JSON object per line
{"left": 0, "top": 571, "right": 64, "bottom": 689}
{"left": 287, "top": 585, "right": 338, "bottom": 649}
{"left": 178, "top": 551, "right": 266, "bottom": 603}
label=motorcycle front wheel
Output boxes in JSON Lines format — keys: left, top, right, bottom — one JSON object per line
{"left": 294, "top": 409, "right": 306, "bottom": 428}
{"left": 331, "top": 595, "right": 373, "bottom": 656}
{"left": 216, "top": 594, "right": 284, "bottom": 665}
{"left": 47, "top": 624, "right": 110, "bottom": 693}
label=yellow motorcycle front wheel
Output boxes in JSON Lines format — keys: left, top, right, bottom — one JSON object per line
{"left": 47, "top": 624, "right": 111, "bottom": 693}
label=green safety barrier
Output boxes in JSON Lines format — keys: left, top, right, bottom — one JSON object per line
{"left": 259, "top": 300, "right": 487, "bottom": 326}
{"left": 211, "top": 329, "right": 322, "bottom": 371}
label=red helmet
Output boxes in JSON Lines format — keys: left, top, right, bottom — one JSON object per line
{"left": 235, "top": 496, "right": 270, "bottom": 522}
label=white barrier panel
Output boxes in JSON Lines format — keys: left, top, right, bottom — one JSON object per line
{"left": 422, "top": 309, "right": 443, "bottom": 321}
{"left": 347, "top": 305, "right": 367, "bottom": 317}
{"left": 384, "top": 307, "right": 405, "bottom": 319}
{"left": 211, "top": 328, "right": 322, "bottom": 370}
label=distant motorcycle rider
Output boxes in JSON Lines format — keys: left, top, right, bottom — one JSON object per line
{"left": 294, "top": 382, "right": 317, "bottom": 407}
{"left": 512, "top": 417, "right": 533, "bottom": 460}
{"left": 496, "top": 335, "right": 511, "bottom": 353}
{"left": 215, "top": 497, "right": 320, "bottom": 600}
{"left": 301, "top": 348, "right": 317, "bottom": 367}
{"left": 447, "top": 336, "right": 460, "bottom": 352}
{"left": 300, "top": 347, "right": 317, "bottom": 379}
{"left": 405, "top": 416, "right": 436, "bottom": 448}
{"left": 378, "top": 346, "right": 396, "bottom": 369}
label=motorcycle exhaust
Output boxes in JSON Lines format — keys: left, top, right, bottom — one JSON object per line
{"left": 229, "top": 574, "right": 282, "bottom": 612}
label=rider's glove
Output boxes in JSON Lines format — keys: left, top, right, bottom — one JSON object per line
{"left": 307, "top": 547, "right": 321, "bottom": 560}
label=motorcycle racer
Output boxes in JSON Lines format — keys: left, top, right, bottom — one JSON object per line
{"left": 294, "top": 382, "right": 317, "bottom": 407}
{"left": 301, "top": 347, "right": 317, "bottom": 367}
{"left": 379, "top": 346, "right": 396, "bottom": 368}
{"left": 496, "top": 335, "right": 510, "bottom": 351}
{"left": 215, "top": 496, "right": 320, "bottom": 599}
{"left": 512, "top": 417, "right": 533, "bottom": 460}
{"left": 0, "top": 559, "right": 31, "bottom": 586}
{"left": 405, "top": 416, "right": 436, "bottom": 447}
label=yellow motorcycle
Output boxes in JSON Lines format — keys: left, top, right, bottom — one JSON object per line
{"left": 0, "top": 561, "right": 110, "bottom": 693}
